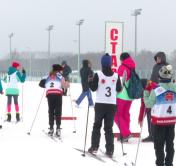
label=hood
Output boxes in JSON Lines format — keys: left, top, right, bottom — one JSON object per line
{"left": 154, "top": 52, "right": 166, "bottom": 64}
{"left": 82, "top": 59, "right": 89, "bottom": 68}
{"left": 121, "top": 56, "right": 136, "bottom": 69}
{"left": 8, "top": 67, "right": 18, "bottom": 75}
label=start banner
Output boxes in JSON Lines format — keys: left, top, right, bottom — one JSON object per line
{"left": 105, "top": 21, "right": 124, "bottom": 72}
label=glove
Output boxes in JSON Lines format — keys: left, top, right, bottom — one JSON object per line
{"left": 145, "top": 80, "right": 158, "bottom": 92}
{"left": 22, "top": 68, "right": 26, "bottom": 74}
{"left": 0, "top": 91, "right": 4, "bottom": 95}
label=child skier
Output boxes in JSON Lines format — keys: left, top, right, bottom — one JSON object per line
{"left": 39, "top": 64, "right": 69, "bottom": 136}
{"left": 88, "top": 53, "right": 121, "bottom": 157}
{"left": 144, "top": 65, "right": 176, "bottom": 166}
{"left": 4, "top": 61, "right": 26, "bottom": 122}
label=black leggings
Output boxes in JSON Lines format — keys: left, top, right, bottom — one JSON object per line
{"left": 47, "top": 94, "right": 62, "bottom": 129}
{"left": 7, "top": 95, "right": 18, "bottom": 105}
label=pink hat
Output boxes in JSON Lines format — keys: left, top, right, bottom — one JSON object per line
{"left": 12, "top": 61, "right": 20, "bottom": 68}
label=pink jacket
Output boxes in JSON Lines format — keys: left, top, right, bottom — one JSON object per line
{"left": 118, "top": 57, "right": 136, "bottom": 81}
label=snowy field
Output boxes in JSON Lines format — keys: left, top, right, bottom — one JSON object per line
{"left": 0, "top": 81, "right": 175, "bottom": 166}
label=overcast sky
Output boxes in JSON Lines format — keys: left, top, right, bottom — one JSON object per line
{"left": 0, "top": 0, "right": 176, "bottom": 57}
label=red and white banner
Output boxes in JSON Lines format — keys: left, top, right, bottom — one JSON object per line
{"left": 105, "top": 21, "right": 124, "bottom": 72}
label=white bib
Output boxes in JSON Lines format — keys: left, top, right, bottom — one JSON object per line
{"left": 96, "top": 71, "right": 118, "bottom": 105}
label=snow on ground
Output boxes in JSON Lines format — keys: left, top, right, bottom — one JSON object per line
{"left": 0, "top": 81, "right": 175, "bottom": 166}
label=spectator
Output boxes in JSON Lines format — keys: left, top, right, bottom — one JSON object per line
{"left": 114, "top": 52, "right": 135, "bottom": 142}
{"left": 61, "top": 60, "right": 72, "bottom": 96}
{"left": 74, "top": 59, "right": 94, "bottom": 107}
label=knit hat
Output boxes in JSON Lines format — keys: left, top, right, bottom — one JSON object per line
{"left": 120, "top": 52, "right": 130, "bottom": 61}
{"left": 52, "top": 64, "right": 63, "bottom": 72}
{"left": 101, "top": 53, "right": 112, "bottom": 67}
{"left": 159, "top": 65, "right": 173, "bottom": 80}
{"left": 12, "top": 61, "right": 20, "bottom": 68}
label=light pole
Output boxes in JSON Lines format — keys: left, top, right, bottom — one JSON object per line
{"left": 46, "top": 25, "right": 54, "bottom": 70}
{"left": 131, "top": 8, "right": 142, "bottom": 57}
{"left": 9, "top": 33, "right": 14, "bottom": 63}
{"left": 76, "top": 19, "right": 84, "bottom": 81}
{"left": 26, "top": 47, "right": 32, "bottom": 80}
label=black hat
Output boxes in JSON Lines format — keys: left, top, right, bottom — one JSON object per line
{"left": 52, "top": 64, "right": 63, "bottom": 71}
{"left": 120, "top": 52, "right": 130, "bottom": 61}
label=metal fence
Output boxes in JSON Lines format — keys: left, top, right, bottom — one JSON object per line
{"left": 0, "top": 69, "right": 154, "bottom": 83}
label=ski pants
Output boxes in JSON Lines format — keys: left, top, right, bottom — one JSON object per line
{"left": 153, "top": 125, "right": 175, "bottom": 166}
{"left": 47, "top": 94, "right": 62, "bottom": 129}
{"left": 114, "top": 98, "right": 132, "bottom": 137}
{"left": 91, "top": 103, "right": 116, "bottom": 153}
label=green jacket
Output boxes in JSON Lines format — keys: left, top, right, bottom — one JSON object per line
{"left": 144, "top": 82, "right": 176, "bottom": 108}
{"left": 0, "top": 79, "right": 3, "bottom": 93}
{"left": 117, "top": 80, "right": 133, "bottom": 100}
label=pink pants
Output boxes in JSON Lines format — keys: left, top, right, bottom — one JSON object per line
{"left": 114, "top": 98, "right": 132, "bottom": 137}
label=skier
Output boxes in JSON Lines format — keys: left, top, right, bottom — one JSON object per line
{"left": 144, "top": 65, "right": 176, "bottom": 166}
{"left": 88, "top": 53, "right": 121, "bottom": 157}
{"left": 39, "top": 64, "right": 69, "bottom": 136}
{"left": 4, "top": 61, "right": 26, "bottom": 122}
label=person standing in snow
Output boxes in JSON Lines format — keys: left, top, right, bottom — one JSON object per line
{"left": 4, "top": 61, "right": 26, "bottom": 122}
{"left": 74, "top": 59, "right": 94, "bottom": 107}
{"left": 39, "top": 64, "right": 69, "bottom": 136}
{"left": 114, "top": 52, "right": 135, "bottom": 142}
{"left": 88, "top": 53, "right": 121, "bottom": 157}
{"left": 144, "top": 65, "right": 176, "bottom": 166}
{"left": 61, "top": 60, "right": 72, "bottom": 96}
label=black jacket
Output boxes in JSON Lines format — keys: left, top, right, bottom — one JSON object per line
{"left": 62, "top": 64, "right": 72, "bottom": 81}
{"left": 80, "top": 60, "right": 93, "bottom": 91}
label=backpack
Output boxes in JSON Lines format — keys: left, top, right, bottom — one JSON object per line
{"left": 123, "top": 64, "right": 143, "bottom": 99}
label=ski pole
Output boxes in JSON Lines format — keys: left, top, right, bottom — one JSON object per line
{"left": 21, "top": 83, "right": 24, "bottom": 122}
{"left": 133, "top": 109, "right": 146, "bottom": 166}
{"left": 27, "top": 89, "right": 45, "bottom": 135}
{"left": 82, "top": 95, "right": 90, "bottom": 157}
{"left": 117, "top": 107, "right": 127, "bottom": 156}
{"left": 68, "top": 86, "right": 76, "bottom": 133}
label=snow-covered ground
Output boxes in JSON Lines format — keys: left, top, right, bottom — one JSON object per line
{"left": 0, "top": 81, "right": 175, "bottom": 166}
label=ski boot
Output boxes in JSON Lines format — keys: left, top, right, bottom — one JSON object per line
{"left": 106, "top": 151, "right": 113, "bottom": 158}
{"left": 55, "top": 128, "right": 61, "bottom": 138}
{"left": 7, "top": 113, "right": 11, "bottom": 122}
{"left": 88, "top": 147, "right": 98, "bottom": 154}
{"left": 16, "top": 113, "right": 20, "bottom": 122}
{"left": 48, "top": 128, "right": 54, "bottom": 136}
